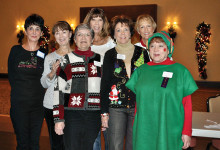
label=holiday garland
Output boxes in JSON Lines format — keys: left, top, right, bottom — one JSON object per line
{"left": 39, "top": 25, "right": 50, "bottom": 50}
{"left": 195, "top": 22, "right": 211, "bottom": 79}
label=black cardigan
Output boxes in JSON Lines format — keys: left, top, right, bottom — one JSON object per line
{"left": 100, "top": 46, "right": 150, "bottom": 113}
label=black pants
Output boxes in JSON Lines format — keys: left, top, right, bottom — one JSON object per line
{"left": 44, "top": 107, "right": 65, "bottom": 150}
{"left": 10, "top": 104, "right": 44, "bottom": 150}
{"left": 63, "top": 110, "right": 101, "bottom": 150}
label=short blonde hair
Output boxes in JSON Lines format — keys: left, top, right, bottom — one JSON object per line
{"left": 135, "top": 14, "right": 157, "bottom": 33}
{"left": 83, "top": 8, "right": 110, "bottom": 38}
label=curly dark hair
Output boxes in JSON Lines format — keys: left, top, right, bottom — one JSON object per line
{"left": 24, "top": 14, "right": 44, "bottom": 31}
{"left": 110, "top": 15, "right": 134, "bottom": 40}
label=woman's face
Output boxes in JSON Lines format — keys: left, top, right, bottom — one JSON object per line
{"left": 25, "top": 25, "right": 42, "bottom": 42}
{"left": 54, "top": 27, "right": 72, "bottom": 47}
{"left": 90, "top": 16, "right": 104, "bottom": 34}
{"left": 114, "top": 22, "right": 131, "bottom": 44}
{"left": 149, "top": 41, "right": 169, "bottom": 63}
{"left": 74, "top": 29, "right": 93, "bottom": 51}
{"left": 138, "top": 19, "right": 154, "bottom": 41}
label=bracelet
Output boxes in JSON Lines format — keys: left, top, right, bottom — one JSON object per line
{"left": 101, "top": 113, "right": 109, "bottom": 117}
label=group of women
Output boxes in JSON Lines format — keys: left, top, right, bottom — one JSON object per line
{"left": 8, "top": 7, "right": 197, "bottom": 150}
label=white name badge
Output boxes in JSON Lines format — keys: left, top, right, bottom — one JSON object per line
{"left": 162, "top": 71, "right": 173, "bottom": 78}
{"left": 117, "top": 54, "right": 126, "bottom": 60}
{"left": 37, "top": 50, "right": 45, "bottom": 59}
{"left": 94, "top": 61, "right": 102, "bottom": 67}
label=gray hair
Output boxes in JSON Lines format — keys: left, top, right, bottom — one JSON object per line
{"left": 74, "top": 23, "right": 95, "bottom": 40}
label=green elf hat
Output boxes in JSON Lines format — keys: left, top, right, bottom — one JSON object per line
{"left": 148, "top": 31, "right": 174, "bottom": 58}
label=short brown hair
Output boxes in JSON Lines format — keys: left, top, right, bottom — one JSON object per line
{"left": 135, "top": 14, "right": 157, "bottom": 33}
{"left": 52, "top": 21, "right": 74, "bottom": 45}
{"left": 83, "top": 8, "right": 109, "bottom": 38}
{"left": 110, "top": 15, "right": 134, "bottom": 40}
{"left": 149, "top": 37, "right": 165, "bottom": 46}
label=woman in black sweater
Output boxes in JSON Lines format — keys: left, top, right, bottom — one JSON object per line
{"left": 101, "top": 15, "right": 150, "bottom": 150}
{"left": 8, "top": 14, "right": 47, "bottom": 150}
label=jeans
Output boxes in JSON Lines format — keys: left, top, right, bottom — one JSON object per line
{"left": 107, "top": 108, "right": 134, "bottom": 150}
{"left": 93, "top": 130, "right": 108, "bottom": 150}
{"left": 63, "top": 110, "right": 101, "bottom": 150}
{"left": 44, "top": 107, "right": 64, "bottom": 150}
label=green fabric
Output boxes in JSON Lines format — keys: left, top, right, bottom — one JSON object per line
{"left": 126, "top": 63, "right": 198, "bottom": 150}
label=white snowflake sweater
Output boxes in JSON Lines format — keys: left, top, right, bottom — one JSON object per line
{"left": 53, "top": 51, "right": 102, "bottom": 123}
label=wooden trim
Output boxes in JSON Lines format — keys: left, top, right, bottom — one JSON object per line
{"left": 196, "top": 81, "right": 220, "bottom": 89}
{"left": 80, "top": 4, "right": 157, "bottom": 23}
{"left": 0, "top": 73, "right": 8, "bottom": 78}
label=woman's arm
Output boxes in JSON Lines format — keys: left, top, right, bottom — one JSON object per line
{"left": 40, "top": 54, "right": 60, "bottom": 88}
{"left": 100, "top": 50, "right": 114, "bottom": 114}
{"left": 182, "top": 95, "right": 192, "bottom": 149}
{"left": 8, "top": 46, "right": 16, "bottom": 86}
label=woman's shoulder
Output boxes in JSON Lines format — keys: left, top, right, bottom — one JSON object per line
{"left": 11, "top": 45, "right": 22, "bottom": 51}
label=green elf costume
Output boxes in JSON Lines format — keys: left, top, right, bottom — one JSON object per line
{"left": 126, "top": 31, "right": 198, "bottom": 150}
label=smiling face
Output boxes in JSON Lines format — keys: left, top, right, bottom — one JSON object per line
{"left": 74, "top": 29, "right": 93, "bottom": 51}
{"left": 137, "top": 19, "right": 155, "bottom": 41}
{"left": 54, "top": 27, "right": 72, "bottom": 47}
{"left": 114, "top": 22, "right": 131, "bottom": 44}
{"left": 90, "top": 16, "right": 104, "bottom": 34}
{"left": 149, "top": 39, "right": 169, "bottom": 63}
{"left": 25, "top": 25, "right": 42, "bottom": 42}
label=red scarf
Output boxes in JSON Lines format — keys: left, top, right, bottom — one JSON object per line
{"left": 147, "top": 58, "right": 175, "bottom": 66}
{"left": 74, "top": 47, "right": 94, "bottom": 60}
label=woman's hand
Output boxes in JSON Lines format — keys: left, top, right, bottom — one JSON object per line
{"left": 48, "top": 60, "right": 60, "bottom": 80}
{"left": 182, "top": 134, "right": 191, "bottom": 149}
{"left": 55, "top": 122, "right": 65, "bottom": 135}
{"left": 101, "top": 115, "right": 109, "bottom": 131}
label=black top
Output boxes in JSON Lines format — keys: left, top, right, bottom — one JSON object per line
{"left": 8, "top": 45, "right": 47, "bottom": 108}
{"left": 101, "top": 46, "right": 150, "bottom": 113}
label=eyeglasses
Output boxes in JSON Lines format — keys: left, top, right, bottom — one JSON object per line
{"left": 76, "top": 33, "right": 92, "bottom": 37}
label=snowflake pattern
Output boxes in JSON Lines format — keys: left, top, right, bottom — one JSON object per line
{"left": 71, "top": 96, "right": 82, "bottom": 106}
{"left": 90, "top": 65, "right": 97, "bottom": 75}
{"left": 60, "top": 57, "right": 67, "bottom": 67}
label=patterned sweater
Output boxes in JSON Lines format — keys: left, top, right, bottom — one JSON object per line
{"left": 53, "top": 51, "right": 102, "bottom": 122}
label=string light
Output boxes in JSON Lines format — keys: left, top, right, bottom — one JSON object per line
{"left": 195, "top": 22, "right": 211, "bottom": 79}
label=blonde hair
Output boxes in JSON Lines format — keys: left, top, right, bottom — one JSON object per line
{"left": 135, "top": 14, "right": 157, "bottom": 32}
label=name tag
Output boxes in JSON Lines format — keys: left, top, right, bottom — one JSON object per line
{"left": 37, "top": 50, "right": 45, "bottom": 59}
{"left": 117, "top": 54, "right": 126, "bottom": 60}
{"left": 94, "top": 61, "right": 102, "bottom": 67}
{"left": 162, "top": 71, "right": 173, "bottom": 78}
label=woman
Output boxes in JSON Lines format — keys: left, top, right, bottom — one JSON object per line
{"left": 53, "top": 23, "right": 102, "bottom": 150}
{"left": 101, "top": 15, "right": 150, "bottom": 150}
{"left": 126, "top": 31, "right": 198, "bottom": 150}
{"left": 8, "top": 14, "right": 47, "bottom": 150}
{"left": 134, "top": 14, "right": 156, "bottom": 49}
{"left": 40, "top": 21, "right": 73, "bottom": 150}
{"left": 83, "top": 8, "right": 115, "bottom": 61}
{"left": 83, "top": 7, "right": 115, "bottom": 150}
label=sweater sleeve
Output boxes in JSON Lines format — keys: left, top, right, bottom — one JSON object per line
{"left": 8, "top": 46, "right": 17, "bottom": 87}
{"left": 100, "top": 50, "right": 114, "bottom": 114}
{"left": 53, "top": 55, "right": 70, "bottom": 123}
{"left": 40, "top": 54, "right": 56, "bottom": 89}
{"left": 182, "top": 95, "right": 192, "bottom": 136}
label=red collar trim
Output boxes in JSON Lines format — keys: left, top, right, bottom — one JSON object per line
{"left": 74, "top": 47, "right": 94, "bottom": 60}
{"left": 140, "top": 39, "right": 146, "bottom": 47}
{"left": 147, "top": 58, "right": 175, "bottom": 66}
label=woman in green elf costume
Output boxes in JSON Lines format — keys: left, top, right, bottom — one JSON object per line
{"left": 126, "top": 31, "right": 198, "bottom": 150}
